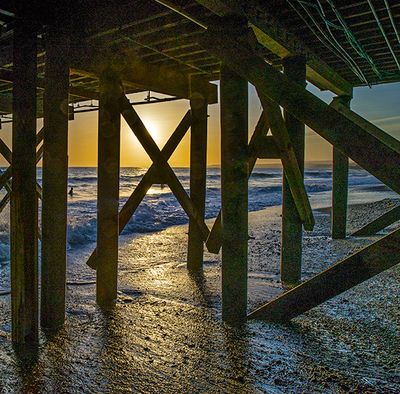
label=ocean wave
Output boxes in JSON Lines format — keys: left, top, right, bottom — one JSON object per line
{"left": 0, "top": 167, "right": 391, "bottom": 261}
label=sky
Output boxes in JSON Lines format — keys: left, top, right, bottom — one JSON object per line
{"left": 0, "top": 81, "right": 399, "bottom": 167}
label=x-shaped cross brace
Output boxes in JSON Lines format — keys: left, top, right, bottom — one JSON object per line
{"left": 0, "top": 128, "right": 44, "bottom": 213}
{"left": 87, "top": 107, "right": 206, "bottom": 269}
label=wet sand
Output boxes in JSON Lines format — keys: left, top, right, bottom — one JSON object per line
{"left": 1, "top": 199, "right": 399, "bottom": 393}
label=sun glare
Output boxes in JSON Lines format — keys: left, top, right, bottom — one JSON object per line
{"left": 142, "top": 118, "right": 162, "bottom": 146}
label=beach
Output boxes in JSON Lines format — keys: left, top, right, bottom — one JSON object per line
{"left": 0, "top": 193, "right": 399, "bottom": 393}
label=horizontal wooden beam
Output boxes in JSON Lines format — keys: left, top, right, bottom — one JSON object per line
{"left": 195, "top": 0, "right": 353, "bottom": 96}
{"left": 199, "top": 24, "right": 400, "bottom": 196}
{"left": 352, "top": 205, "right": 400, "bottom": 237}
{"left": 0, "top": 68, "right": 99, "bottom": 100}
{"left": 70, "top": 42, "right": 218, "bottom": 104}
{"left": 248, "top": 227, "right": 400, "bottom": 321}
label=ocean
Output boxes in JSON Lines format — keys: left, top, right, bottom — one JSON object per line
{"left": 0, "top": 165, "right": 396, "bottom": 264}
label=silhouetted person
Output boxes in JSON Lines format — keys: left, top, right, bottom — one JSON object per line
{"left": 68, "top": 187, "right": 74, "bottom": 196}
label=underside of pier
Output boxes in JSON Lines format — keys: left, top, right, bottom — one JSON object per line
{"left": 0, "top": 0, "right": 399, "bottom": 345}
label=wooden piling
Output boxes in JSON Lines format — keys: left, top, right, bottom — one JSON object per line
{"left": 187, "top": 77, "right": 208, "bottom": 271}
{"left": 280, "top": 56, "right": 306, "bottom": 287}
{"left": 332, "top": 96, "right": 351, "bottom": 239}
{"left": 220, "top": 65, "right": 248, "bottom": 323}
{"left": 96, "top": 70, "right": 121, "bottom": 306}
{"left": 41, "top": 25, "right": 70, "bottom": 330}
{"left": 11, "top": 15, "right": 38, "bottom": 344}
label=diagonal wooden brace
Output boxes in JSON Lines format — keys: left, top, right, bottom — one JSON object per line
{"left": 206, "top": 112, "right": 269, "bottom": 253}
{"left": 86, "top": 110, "right": 192, "bottom": 269}
{"left": 0, "top": 128, "right": 44, "bottom": 193}
{"left": 259, "top": 95, "right": 314, "bottom": 231}
{"left": 119, "top": 94, "right": 211, "bottom": 242}
{"left": 199, "top": 23, "right": 400, "bottom": 196}
{"left": 352, "top": 205, "right": 400, "bottom": 237}
{"left": 248, "top": 227, "right": 400, "bottom": 321}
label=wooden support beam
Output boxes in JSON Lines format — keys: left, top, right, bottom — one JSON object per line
{"left": 206, "top": 112, "right": 269, "bottom": 254}
{"left": 0, "top": 138, "right": 12, "bottom": 164}
{"left": 352, "top": 205, "right": 400, "bottom": 237}
{"left": 199, "top": 24, "right": 400, "bottom": 196}
{"left": 331, "top": 96, "right": 352, "bottom": 239}
{"left": 119, "top": 94, "right": 210, "bottom": 242}
{"left": 11, "top": 14, "right": 39, "bottom": 345}
{"left": 86, "top": 110, "right": 191, "bottom": 269}
{"left": 280, "top": 55, "right": 306, "bottom": 287}
{"left": 40, "top": 26, "right": 70, "bottom": 330}
{"left": 254, "top": 135, "right": 280, "bottom": 159}
{"left": 258, "top": 95, "right": 314, "bottom": 231}
{"left": 96, "top": 69, "right": 121, "bottom": 306}
{"left": 195, "top": 0, "right": 353, "bottom": 96}
{"left": 187, "top": 77, "right": 208, "bottom": 271}
{"left": 220, "top": 65, "right": 248, "bottom": 323}
{"left": 248, "top": 227, "right": 400, "bottom": 322}
{"left": 70, "top": 43, "right": 218, "bottom": 104}
{"left": 329, "top": 98, "right": 400, "bottom": 153}
{"left": 0, "top": 137, "right": 42, "bottom": 196}
{"left": 0, "top": 167, "right": 12, "bottom": 191}
{"left": 0, "top": 68, "right": 99, "bottom": 101}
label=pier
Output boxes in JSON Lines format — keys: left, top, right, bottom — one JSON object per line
{"left": 0, "top": 0, "right": 399, "bottom": 348}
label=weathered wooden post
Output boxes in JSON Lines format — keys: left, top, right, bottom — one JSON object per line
{"left": 96, "top": 69, "right": 121, "bottom": 306}
{"left": 220, "top": 65, "right": 248, "bottom": 323}
{"left": 280, "top": 55, "right": 306, "bottom": 287}
{"left": 187, "top": 76, "right": 208, "bottom": 271}
{"left": 332, "top": 95, "right": 352, "bottom": 239}
{"left": 41, "top": 25, "right": 70, "bottom": 330}
{"left": 11, "top": 12, "right": 39, "bottom": 344}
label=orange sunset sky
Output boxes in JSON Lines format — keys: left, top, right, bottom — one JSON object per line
{"left": 1, "top": 81, "right": 399, "bottom": 167}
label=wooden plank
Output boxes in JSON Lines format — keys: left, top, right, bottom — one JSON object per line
{"left": 280, "top": 55, "right": 306, "bottom": 286}
{"left": 331, "top": 96, "right": 352, "bottom": 239}
{"left": 40, "top": 25, "right": 70, "bottom": 330}
{"left": 206, "top": 112, "right": 269, "bottom": 254}
{"left": 96, "top": 69, "right": 121, "bottom": 306}
{"left": 187, "top": 77, "right": 208, "bottom": 271}
{"left": 259, "top": 95, "right": 314, "bottom": 231}
{"left": 86, "top": 110, "right": 191, "bottom": 269}
{"left": 220, "top": 65, "right": 248, "bottom": 323}
{"left": 199, "top": 24, "right": 400, "bottom": 196}
{"left": 10, "top": 13, "right": 39, "bottom": 345}
{"left": 352, "top": 205, "right": 400, "bottom": 237}
{"left": 248, "top": 227, "right": 400, "bottom": 322}
{"left": 195, "top": 0, "right": 353, "bottom": 96}
{"left": 119, "top": 94, "right": 211, "bottom": 241}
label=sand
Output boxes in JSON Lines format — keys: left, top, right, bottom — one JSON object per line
{"left": 0, "top": 198, "right": 399, "bottom": 393}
